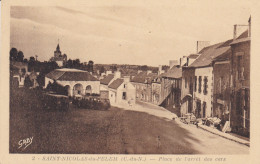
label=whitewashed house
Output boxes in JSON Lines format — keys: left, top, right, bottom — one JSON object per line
{"left": 108, "top": 77, "right": 136, "bottom": 105}
{"left": 45, "top": 68, "right": 100, "bottom": 96}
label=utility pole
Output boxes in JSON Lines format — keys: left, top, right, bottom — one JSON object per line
{"left": 35, "top": 55, "right": 38, "bottom": 61}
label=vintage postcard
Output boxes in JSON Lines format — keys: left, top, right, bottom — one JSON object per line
{"left": 1, "top": 0, "right": 260, "bottom": 163}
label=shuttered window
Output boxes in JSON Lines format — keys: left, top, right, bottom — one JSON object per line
{"left": 194, "top": 76, "right": 197, "bottom": 92}
{"left": 198, "top": 76, "right": 202, "bottom": 93}
{"left": 203, "top": 76, "right": 208, "bottom": 95}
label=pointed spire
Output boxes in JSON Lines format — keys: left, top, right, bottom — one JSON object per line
{"left": 56, "top": 44, "right": 60, "bottom": 51}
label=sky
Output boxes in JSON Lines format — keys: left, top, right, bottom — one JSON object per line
{"left": 10, "top": 1, "right": 251, "bottom": 66}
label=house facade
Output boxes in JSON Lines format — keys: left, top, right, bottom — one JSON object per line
{"left": 131, "top": 71, "right": 157, "bottom": 103}
{"left": 160, "top": 66, "right": 182, "bottom": 116}
{"left": 230, "top": 29, "right": 250, "bottom": 136}
{"left": 151, "top": 76, "right": 162, "bottom": 105}
{"left": 180, "top": 67, "right": 195, "bottom": 116}
{"left": 187, "top": 40, "right": 231, "bottom": 118}
{"left": 193, "top": 67, "right": 214, "bottom": 118}
{"left": 10, "top": 61, "right": 28, "bottom": 87}
{"left": 108, "top": 78, "right": 136, "bottom": 105}
{"left": 212, "top": 53, "right": 231, "bottom": 125}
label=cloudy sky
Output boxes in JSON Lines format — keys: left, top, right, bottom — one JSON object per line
{"left": 10, "top": 1, "right": 251, "bottom": 66}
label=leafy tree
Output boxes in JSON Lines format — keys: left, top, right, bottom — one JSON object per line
{"left": 66, "top": 59, "right": 73, "bottom": 68}
{"left": 23, "top": 58, "right": 28, "bottom": 63}
{"left": 110, "top": 65, "right": 117, "bottom": 72}
{"left": 88, "top": 60, "right": 94, "bottom": 73}
{"left": 29, "top": 56, "right": 36, "bottom": 63}
{"left": 10, "top": 48, "right": 18, "bottom": 61}
{"left": 24, "top": 76, "right": 33, "bottom": 88}
{"left": 100, "top": 66, "right": 105, "bottom": 74}
{"left": 140, "top": 65, "right": 148, "bottom": 71}
{"left": 17, "top": 51, "right": 24, "bottom": 62}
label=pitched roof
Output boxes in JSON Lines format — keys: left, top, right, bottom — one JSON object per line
{"left": 108, "top": 78, "right": 124, "bottom": 89}
{"left": 131, "top": 72, "right": 157, "bottom": 84}
{"left": 45, "top": 68, "right": 98, "bottom": 81}
{"left": 188, "top": 54, "right": 199, "bottom": 59}
{"left": 188, "top": 40, "right": 231, "bottom": 68}
{"left": 231, "top": 30, "right": 250, "bottom": 45}
{"left": 162, "top": 66, "right": 182, "bottom": 79}
{"left": 100, "top": 74, "right": 114, "bottom": 85}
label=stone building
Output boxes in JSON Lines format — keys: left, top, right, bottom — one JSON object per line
{"left": 212, "top": 52, "right": 231, "bottom": 126}
{"left": 188, "top": 40, "right": 232, "bottom": 118}
{"left": 45, "top": 68, "right": 100, "bottom": 96}
{"left": 131, "top": 71, "right": 157, "bottom": 103}
{"left": 230, "top": 27, "right": 250, "bottom": 136}
{"left": 160, "top": 66, "right": 182, "bottom": 116}
{"left": 108, "top": 78, "right": 136, "bottom": 105}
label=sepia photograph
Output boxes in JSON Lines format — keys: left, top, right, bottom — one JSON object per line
{"left": 2, "top": 0, "right": 257, "bottom": 159}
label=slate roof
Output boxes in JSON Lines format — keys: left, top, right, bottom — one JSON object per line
{"left": 161, "top": 66, "right": 182, "bottom": 79}
{"left": 45, "top": 68, "right": 98, "bottom": 81}
{"left": 100, "top": 74, "right": 114, "bottom": 85}
{"left": 108, "top": 78, "right": 124, "bottom": 89}
{"left": 131, "top": 72, "right": 158, "bottom": 84}
{"left": 188, "top": 40, "right": 231, "bottom": 68}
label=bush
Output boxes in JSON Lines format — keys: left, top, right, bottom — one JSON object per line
{"left": 72, "top": 97, "right": 110, "bottom": 110}
{"left": 43, "top": 94, "right": 69, "bottom": 111}
{"left": 46, "top": 81, "right": 68, "bottom": 96}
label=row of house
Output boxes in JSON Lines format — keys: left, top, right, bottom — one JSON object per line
{"left": 133, "top": 18, "right": 251, "bottom": 136}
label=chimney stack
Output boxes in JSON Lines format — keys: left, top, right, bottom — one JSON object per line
{"left": 233, "top": 24, "right": 237, "bottom": 40}
{"left": 197, "top": 41, "right": 210, "bottom": 53}
{"left": 114, "top": 71, "right": 121, "bottom": 79}
{"left": 248, "top": 16, "right": 251, "bottom": 37}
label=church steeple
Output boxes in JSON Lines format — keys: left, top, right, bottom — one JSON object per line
{"left": 56, "top": 44, "right": 60, "bottom": 52}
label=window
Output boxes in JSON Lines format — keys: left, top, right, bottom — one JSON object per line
{"left": 122, "top": 92, "right": 126, "bottom": 100}
{"left": 203, "top": 76, "right": 208, "bottom": 95}
{"left": 124, "top": 84, "right": 126, "bottom": 88}
{"left": 198, "top": 76, "right": 202, "bottom": 93}
{"left": 185, "top": 78, "right": 187, "bottom": 88}
{"left": 194, "top": 76, "right": 197, "bottom": 92}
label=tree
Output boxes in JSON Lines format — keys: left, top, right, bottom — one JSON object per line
{"left": 67, "top": 59, "right": 73, "bottom": 68}
{"left": 72, "top": 59, "right": 80, "bottom": 68}
{"left": 24, "top": 76, "right": 33, "bottom": 88}
{"left": 100, "top": 66, "right": 105, "bottom": 74}
{"left": 17, "top": 51, "right": 24, "bottom": 62}
{"left": 23, "top": 58, "right": 28, "bottom": 63}
{"left": 29, "top": 56, "right": 35, "bottom": 63}
{"left": 140, "top": 65, "right": 148, "bottom": 71}
{"left": 110, "top": 65, "right": 117, "bottom": 72}
{"left": 88, "top": 60, "right": 94, "bottom": 73}
{"left": 10, "top": 48, "right": 18, "bottom": 61}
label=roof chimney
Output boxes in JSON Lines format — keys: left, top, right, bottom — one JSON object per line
{"left": 197, "top": 41, "right": 210, "bottom": 53}
{"left": 114, "top": 71, "right": 121, "bottom": 79}
{"left": 233, "top": 24, "right": 237, "bottom": 40}
{"left": 248, "top": 16, "right": 251, "bottom": 37}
